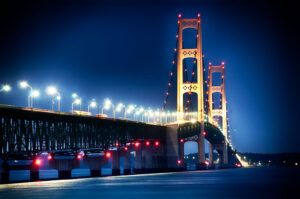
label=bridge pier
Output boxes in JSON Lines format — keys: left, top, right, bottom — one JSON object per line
{"left": 30, "top": 163, "right": 39, "bottom": 181}
{"left": 112, "top": 151, "right": 120, "bottom": 175}
{"left": 1, "top": 162, "right": 9, "bottom": 183}
{"left": 49, "top": 158, "right": 80, "bottom": 179}
{"left": 196, "top": 123, "right": 206, "bottom": 170}
{"left": 123, "top": 151, "right": 131, "bottom": 175}
{"left": 83, "top": 156, "right": 106, "bottom": 177}
{"left": 133, "top": 150, "right": 144, "bottom": 174}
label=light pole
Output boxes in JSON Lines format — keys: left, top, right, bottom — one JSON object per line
{"left": 102, "top": 99, "right": 116, "bottom": 118}
{"left": 116, "top": 103, "right": 125, "bottom": 119}
{"left": 20, "top": 81, "right": 33, "bottom": 107}
{"left": 88, "top": 101, "right": 97, "bottom": 114}
{"left": 46, "top": 86, "right": 61, "bottom": 112}
{"left": 30, "top": 90, "right": 40, "bottom": 108}
{"left": 72, "top": 98, "right": 81, "bottom": 113}
{"left": 0, "top": 84, "right": 11, "bottom": 93}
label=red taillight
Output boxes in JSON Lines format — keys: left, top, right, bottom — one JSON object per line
{"left": 47, "top": 154, "right": 52, "bottom": 160}
{"left": 134, "top": 141, "right": 140, "bottom": 148}
{"left": 77, "top": 154, "right": 82, "bottom": 160}
{"left": 105, "top": 152, "right": 112, "bottom": 158}
{"left": 203, "top": 132, "right": 207, "bottom": 136}
{"left": 124, "top": 147, "right": 128, "bottom": 151}
{"left": 180, "top": 139, "right": 184, "bottom": 143}
{"left": 145, "top": 141, "right": 150, "bottom": 146}
{"left": 204, "top": 160, "right": 209, "bottom": 166}
{"left": 155, "top": 141, "right": 160, "bottom": 146}
{"left": 34, "top": 159, "right": 42, "bottom": 166}
{"left": 177, "top": 160, "right": 182, "bottom": 164}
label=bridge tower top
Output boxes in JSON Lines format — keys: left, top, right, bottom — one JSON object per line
{"left": 208, "top": 62, "right": 228, "bottom": 138}
{"left": 176, "top": 14, "right": 204, "bottom": 121}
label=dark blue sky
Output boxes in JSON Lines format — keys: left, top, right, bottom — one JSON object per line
{"left": 0, "top": 0, "right": 299, "bottom": 153}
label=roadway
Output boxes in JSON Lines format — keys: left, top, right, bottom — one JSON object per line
{"left": 0, "top": 167, "right": 298, "bottom": 199}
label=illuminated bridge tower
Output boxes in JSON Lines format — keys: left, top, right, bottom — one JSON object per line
{"left": 177, "top": 14, "right": 206, "bottom": 166}
{"left": 208, "top": 62, "right": 228, "bottom": 165}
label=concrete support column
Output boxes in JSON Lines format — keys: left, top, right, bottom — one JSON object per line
{"left": 197, "top": 127, "right": 206, "bottom": 169}
{"left": 123, "top": 151, "right": 131, "bottom": 175}
{"left": 112, "top": 151, "right": 120, "bottom": 175}
{"left": 49, "top": 159, "right": 79, "bottom": 179}
{"left": 133, "top": 150, "right": 143, "bottom": 174}
{"left": 208, "top": 142, "right": 214, "bottom": 165}
{"left": 143, "top": 150, "right": 153, "bottom": 172}
{"left": 180, "top": 141, "right": 184, "bottom": 161}
{"left": 30, "top": 163, "right": 39, "bottom": 181}
{"left": 83, "top": 157, "right": 104, "bottom": 177}
{"left": 223, "top": 143, "right": 228, "bottom": 165}
{"left": 1, "top": 162, "right": 9, "bottom": 183}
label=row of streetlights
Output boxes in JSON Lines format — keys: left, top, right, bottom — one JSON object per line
{"left": 1, "top": 82, "right": 224, "bottom": 125}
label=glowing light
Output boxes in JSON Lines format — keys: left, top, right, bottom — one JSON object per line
{"left": 235, "top": 154, "right": 249, "bottom": 167}
{"left": 105, "top": 152, "right": 112, "bottom": 158}
{"left": 203, "top": 132, "right": 207, "bottom": 136}
{"left": 191, "top": 118, "right": 196, "bottom": 123}
{"left": 104, "top": 99, "right": 112, "bottom": 106}
{"left": 46, "top": 86, "right": 58, "bottom": 95}
{"left": 154, "top": 141, "right": 160, "bottom": 146}
{"left": 134, "top": 141, "right": 140, "bottom": 148}
{"left": 74, "top": 98, "right": 81, "bottom": 104}
{"left": 221, "top": 61, "right": 225, "bottom": 65}
{"left": 180, "top": 139, "right": 184, "bottom": 143}
{"left": 56, "top": 96, "right": 61, "bottom": 100}
{"left": 77, "top": 154, "right": 82, "bottom": 159}
{"left": 2, "top": 85, "right": 11, "bottom": 92}
{"left": 145, "top": 141, "right": 150, "bottom": 146}
{"left": 155, "top": 111, "right": 160, "bottom": 116}
{"left": 90, "top": 101, "right": 97, "bottom": 108}
{"left": 31, "top": 90, "right": 40, "bottom": 98}
{"left": 20, "top": 81, "right": 29, "bottom": 88}
{"left": 34, "top": 159, "right": 42, "bottom": 166}
{"left": 177, "top": 160, "right": 182, "bottom": 164}
{"left": 178, "top": 14, "right": 182, "bottom": 18}
{"left": 204, "top": 160, "right": 209, "bottom": 166}
{"left": 197, "top": 13, "right": 200, "bottom": 18}
{"left": 72, "top": 93, "right": 78, "bottom": 98}
{"left": 124, "top": 147, "right": 128, "bottom": 151}
{"left": 47, "top": 154, "right": 53, "bottom": 160}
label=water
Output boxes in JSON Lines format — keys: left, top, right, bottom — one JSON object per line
{"left": 0, "top": 167, "right": 299, "bottom": 199}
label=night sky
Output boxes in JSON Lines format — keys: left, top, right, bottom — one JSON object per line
{"left": 0, "top": 0, "right": 299, "bottom": 153}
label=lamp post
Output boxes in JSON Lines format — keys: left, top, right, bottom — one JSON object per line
{"left": 102, "top": 99, "right": 116, "bottom": 118}
{"left": 116, "top": 103, "right": 125, "bottom": 119}
{"left": 88, "top": 101, "right": 97, "bottom": 114}
{"left": 20, "top": 81, "right": 33, "bottom": 108}
{"left": 30, "top": 90, "right": 40, "bottom": 108}
{"left": 72, "top": 98, "right": 81, "bottom": 113}
{"left": 46, "top": 86, "right": 61, "bottom": 112}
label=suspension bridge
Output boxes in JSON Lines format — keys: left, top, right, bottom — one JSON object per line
{"left": 0, "top": 14, "right": 242, "bottom": 183}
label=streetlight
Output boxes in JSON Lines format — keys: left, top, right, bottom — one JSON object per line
{"left": 71, "top": 93, "right": 81, "bottom": 112}
{"left": 0, "top": 84, "right": 11, "bottom": 93}
{"left": 46, "top": 86, "right": 61, "bottom": 112}
{"left": 88, "top": 101, "right": 97, "bottom": 113}
{"left": 20, "top": 81, "right": 33, "bottom": 107}
{"left": 116, "top": 103, "right": 126, "bottom": 119}
{"left": 126, "top": 105, "right": 135, "bottom": 120}
{"left": 72, "top": 98, "right": 81, "bottom": 113}
{"left": 30, "top": 90, "right": 40, "bottom": 107}
{"left": 102, "top": 99, "right": 115, "bottom": 118}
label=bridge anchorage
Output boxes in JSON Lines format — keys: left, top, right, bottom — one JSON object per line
{"left": 0, "top": 14, "right": 242, "bottom": 183}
